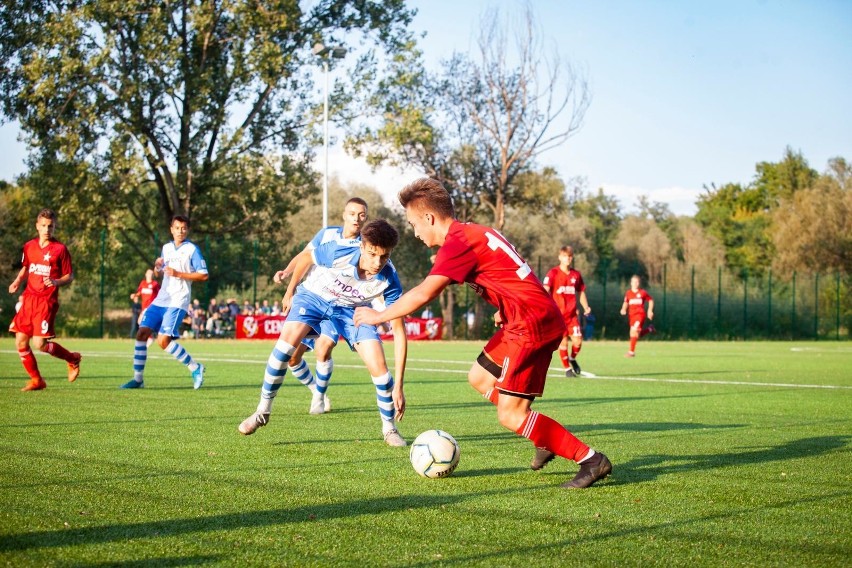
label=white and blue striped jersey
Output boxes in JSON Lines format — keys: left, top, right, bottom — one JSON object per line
{"left": 152, "top": 240, "right": 208, "bottom": 311}
{"left": 306, "top": 226, "right": 352, "bottom": 250}
{"left": 300, "top": 239, "right": 402, "bottom": 308}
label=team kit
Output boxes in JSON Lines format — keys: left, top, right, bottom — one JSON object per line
{"left": 8, "top": 179, "right": 656, "bottom": 489}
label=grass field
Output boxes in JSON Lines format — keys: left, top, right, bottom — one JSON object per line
{"left": 1, "top": 338, "right": 850, "bottom": 567}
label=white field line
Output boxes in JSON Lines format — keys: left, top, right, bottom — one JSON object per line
{"left": 5, "top": 349, "right": 850, "bottom": 390}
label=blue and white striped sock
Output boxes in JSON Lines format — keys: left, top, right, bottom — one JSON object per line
{"left": 132, "top": 340, "right": 147, "bottom": 382}
{"left": 288, "top": 359, "right": 315, "bottom": 390}
{"left": 315, "top": 359, "right": 333, "bottom": 395}
{"left": 165, "top": 341, "right": 199, "bottom": 373}
{"left": 372, "top": 372, "right": 396, "bottom": 432}
{"left": 258, "top": 339, "right": 295, "bottom": 414}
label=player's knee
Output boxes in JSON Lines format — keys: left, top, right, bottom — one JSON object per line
{"left": 33, "top": 338, "right": 48, "bottom": 352}
{"left": 156, "top": 335, "right": 171, "bottom": 350}
{"left": 496, "top": 405, "right": 525, "bottom": 431}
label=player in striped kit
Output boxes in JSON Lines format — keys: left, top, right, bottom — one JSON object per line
{"left": 121, "top": 215, "right": 208, "bottom": 389}
{"left": 8, "top": 209, "right": 81, "bottom": 391}
{"left": 542, "top": 246, "right": 591, "bottom": 377}
{"left": 271, "top": 197, "right": 368, "bottom": 414}
{"left": 239, "top": 219, "right": 409, "bottom": 447}
{"left": 354, "top": 178, "right": 611, "bottom": 488}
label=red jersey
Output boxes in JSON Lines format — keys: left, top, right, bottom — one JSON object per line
{"left": 19, "top": 238, "right": 73, "bottom": 299}
{"left": 543, "top": 267, "right": 585, "bottom": 317}
{"left": 624, "top": 288, "right": 652, "bottom": 318}
{"left": 430, "top": 221, "right": 563, "bottom": 340}
{"left": 136, "top": 279, "right": 161, "bottom": 309}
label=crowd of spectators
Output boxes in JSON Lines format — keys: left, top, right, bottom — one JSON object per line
{"left": 184, "top": 297, "right": 283, "bottom": 338}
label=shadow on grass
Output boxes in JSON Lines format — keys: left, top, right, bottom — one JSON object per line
{"left": 0, "top": 489, "right": 516, "bottom": 552}
{"left": 84, "top": 555, "right": 223, "bottom": 567}
{"left": 608, "top": 435, "right": 851, "bottom": 485}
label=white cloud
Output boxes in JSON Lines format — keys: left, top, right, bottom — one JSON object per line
{"left": 598, "top": 183, "right": 701, "bottom": 216}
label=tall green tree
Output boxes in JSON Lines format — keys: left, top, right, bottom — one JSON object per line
{"left": 1, "top": 0, "right": 415, "bottom": 304}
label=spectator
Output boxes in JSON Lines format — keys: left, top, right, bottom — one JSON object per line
{"left": 206, "top": 298, "right": 223, "bottom": 337}
{"left": 270, "top": 300, "right": 282, "bottom": 316}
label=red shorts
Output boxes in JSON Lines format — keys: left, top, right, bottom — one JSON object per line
{"left": 484, "top": 328, "right": 562, "bottom": 397}
{"left": 629, "top": 314, "right": 646, "bottom": 331}
{"left": 10, "top": 294, "right": 59, "bottom": 338}
{"left": 563, "top": 315, "right": 582, "bottom": 338}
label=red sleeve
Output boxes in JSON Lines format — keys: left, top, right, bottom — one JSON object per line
{"left": 643, "top": 289, "right": 653, "bottom": 302}
{"left": 577, "top": 272, "right": 586, "bottom": 292}
{"left": 430, "top": 227, "right": 478, "bottom": 283}
{"left": 136, "top": 281, "right": 145, "bottom": 295}
{"left": 543, "top": 267, "right": 559, "bottom": 288}
{"left": 58, "top": 244, "right": 72, "bottom": 277}
{"left": 152, "top": 281, "right": 160, "bottom": 296}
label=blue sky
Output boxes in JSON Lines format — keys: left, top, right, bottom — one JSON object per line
{"left": 2, "top": 0, "right": 850, "bottom": 215}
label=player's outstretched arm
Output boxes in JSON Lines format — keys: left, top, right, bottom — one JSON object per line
{"left": 390, "top": 316, "right": 407, "bottom": 421}
{"left": 354, "top": 275, "right": 451, "bottom": 326}
{"left": 272, "top": 246, "right": 310, "bottom": 283}
{"left": 647, "top": 299, "right": 655, "bottom": 320}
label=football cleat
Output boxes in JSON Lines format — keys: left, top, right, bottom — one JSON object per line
{"left": 238, "top": 412, "right": 270, "bottom": 435}
{"left": 383, "top": 428, "right": 407, "bottom": 447}
{"left": 625, "top": 351, "right": 635, "bottom": 358}
{"left": 309, "top": 391, "right": 325, "bottom": 415}
{"left": 21, "top": 378, "right": 47, "bottom": 392}
{"left": 120, "top": 379, "right": 144, "bottom": 389}
{"left": 645, "top": 324, "right": 656, "bottom": 335}
{"left": 565, "top": 367, "right": 575, "bottom": 378}
{"left": 324, "top": 393, "right": 331, "bottom": 412}
{"left": 530, "top": 447, "right": 557, "bottom": 471}
{"left": 569, "top": 358, "right": 581, "bottom": 376}
{"left": 191, "top": 364, "right": 205, "bottom": 390}
{"left": 67, "top": 353, "right": 82, "bottom": 382}
{"left": 562, "top": 452, "right": 612, "bottom": 489}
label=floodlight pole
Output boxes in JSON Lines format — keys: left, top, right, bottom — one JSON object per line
{"left": 313, "top": 43, "right": 346, "bottom": 229}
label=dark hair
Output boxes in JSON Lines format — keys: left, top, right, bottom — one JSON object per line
{"left": 171, "top": 214, "right": 191, "bottom": 227}
{"left": 360, "top": 219, "right": 399, "bottom": 250}
{"left": 346, "top": 197, "right": 368, "bottom": 209}
{"left": 398, "top": 177, "right": 455, "bottom": 219}
{"left": 37, "top": 208, "right": 57, "bottom": 222}
{"left": 559, "top": 246, "right": 574, "bottom": 256}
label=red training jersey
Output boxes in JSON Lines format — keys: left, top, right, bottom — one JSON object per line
{"left": 624, "top": 288, "right": 652, "bottom": 318}
{"left": 136, "top": 279, "right": 161, "bottom": 309}
{"left": 430, "top": 221, "right": 563, "bottom": 340}
{"left": 543, "top": 267, "right": 585, "bottom": 318}
{"left": 19, "top": 238, "right": 73, "bottom": 299}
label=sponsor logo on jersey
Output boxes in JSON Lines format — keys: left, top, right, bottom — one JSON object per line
{"left": 556, "top": 285, "right": 576, "bottom": 295}
{"left": 28, "top": 263, "right": 51, "bottom": 276}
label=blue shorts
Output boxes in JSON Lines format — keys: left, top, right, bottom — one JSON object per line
{"left": 288, "top": 291, "right": 380, "bottom": 351}
{"left": 301, "top": 318, "right": 339, "bottom": 351}
{"left": 140, "top": 305, "right": 186, "bottom": 338}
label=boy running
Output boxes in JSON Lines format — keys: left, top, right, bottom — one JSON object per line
{"left": 542, "top": 246, "right": 591, "bottom": 377}
{"left": 8, "top": 209, "right": 81, "bottom": 391}
{"left": 354, "top": 178, "right": 612, "bottom": 488}
{"left": 620, "top": 274, "right": 655, "bottom": 357}
{"left": 239, "top": 219, "right": 408, "bottom": 447}
{"left": 121, "top": 215, "right": 208, "bottom": 389}
{"left": 271, "top": 197, "right": 368, "bottom": 414}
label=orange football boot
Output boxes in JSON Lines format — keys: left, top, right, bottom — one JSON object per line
{"left": 68, "top": 353, "right": 82, "bottom": 382}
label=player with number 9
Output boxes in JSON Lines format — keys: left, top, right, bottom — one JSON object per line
{"left": 354, "top": 178, "right": 612, "bottom": 489}
{"left": 8, "top": 208, "right": 82, "bottom": 391}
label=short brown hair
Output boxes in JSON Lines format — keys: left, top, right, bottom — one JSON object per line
{"left": 559, "top": 246, "right": 574, "bottom": 256}
{"left": 360, "top": 219, "right": 399, "bottom": 250}
{"left": 171, "top": 214, "right": 191, "bottom": 227}
{"left": 398, "top": 177, "right": 455, "bottom": 220}
{"left": 346, "top": 197, "right": 368, "bottom": 209}
{"left": 37, "top": 208, "right": 57, "bottom": 222}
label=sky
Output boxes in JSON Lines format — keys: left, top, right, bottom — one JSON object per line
{"left": 1, "top": 0, "right": 850, "bottom": 216}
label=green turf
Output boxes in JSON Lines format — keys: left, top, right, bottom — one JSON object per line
{"left": 1, "top": 338, "right": 850, "bottom": 566}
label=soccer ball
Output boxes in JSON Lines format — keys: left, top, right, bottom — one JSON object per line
{"left": 409, "top": 429, "right": 460, "bottom": 478}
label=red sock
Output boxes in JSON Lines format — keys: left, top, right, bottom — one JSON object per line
{"left": 44, "top": 341, "right": 74, "bottom": 362}
{"left": 629, "top": 336, "right": 638, "bottom": 352}
{"left": 516, "top": 411, "right": 590, "bottom": 463}
{"left": 18, "top": 349, "right": 42, "bottom": 380}
{"left": 483, "top": 388, "right": 499, "bottom": 405}
{"left": 570, "top": 343, "right": 581, "bottom": 359}
{"left": 558, "top": 348, "right": 569, "bottom": 368}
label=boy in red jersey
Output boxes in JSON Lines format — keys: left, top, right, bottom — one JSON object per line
{"left": 542, "top": 246, "right": 591, "bottom": 377}
{"left": 354, "top": 178, "right": 611, "bottom": 488}
{"left": 620, "top": 274, "right": 655, "bottom": 357}
{"left": 8, "top": 209, "right": 81, "bottom": 391}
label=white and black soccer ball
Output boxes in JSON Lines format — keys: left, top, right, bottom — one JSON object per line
{"left": 409, "top": 429, "right": 460, "bottom": 478}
